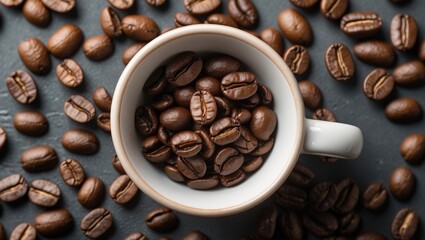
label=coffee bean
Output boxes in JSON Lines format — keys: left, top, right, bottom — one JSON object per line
{"left": 78, "top": 177, "right": 104, "bottom": 209}
{"left": 0, "top": 0, "right": 23, "bottom": 7}
{"left": 290, "top": 0, "right": 319, "bottom": 8}
{"left": 362, "top": 182, "right": 388, "bottom": 210}
{"left": 320, "top": 0, "right": 348, "bottom": 20}
{"left": 355, "top": 232, "right": 386, "bottom": 240}
{"left": 278, "top": 8, "right": 312, "bottom": 46}
{"left": 187, "top": 175, "right": 219, "bottom": 190}
{"left": 28, "top": 179, "right": 60, "bottom": 207}
{"left": 47, "top": 24, "right": 83, "bottom": 58}
{"left": 0, "top": 126, "right": 6, "bottom": 151}
{"left": 101, "top": 6, "right": 122, "bottom": 38}
{"left": 80, "top": 208, "right": 113, "bottom": 239}
{"left": 166, "top": 51, "right": 203, "bottom": 87}
{"left": 122, "top": 15, "right": 159, "bottom": 42}
{"left": 214, "top": 96, "right": 232, "bottom": 118}
{"left": 170, "top": 131, "right": 202, "bottom": 157}
{"left": 250, "top": 138, "right": 274, "bottom": 156}
{"left": 124, "top": 232, "right": 148, "bottom": 240}
{"left": 204, "top": 54, "right": 241, "bottom": 79}
{"left": 109, "top": 175, "right": 138, "bottom": 205}
{"left": 83, "top": 35, "right": 114, "bottom": 61}
{"left": 205, "top": 13, "right": 238, "bottom": 28}
{"left": 325, "top": 43, "right": 355, "bottom": 81}
{"left": 338, "top": 211, "right": 360, "bottom": 235}
{"left": 97, "top": 113, "right": 111, "bottom": 132}
{"left": 20, "top": 145, "right": 57, "bottom": 172}
{"left": 176, "top": 155, "right": 207, "bottom": 179}
{"left": 41, "top": 0, "right": 75, "bottom": 12}
{"left": 249, "top": 106, "right": 277, "bottom": 141}
{"left": 214, "top": 147, "right": 244, "bottom": 175}
{"left": 259, "top": 27, "right": 284, "bottom": 55}
{"left": 385, "top": 97, "right": 422, "bottom": 123}
{"left": 309, "top": 181, "right": 339, "bottom": 212}
{"left": 6, "top": 70, "right": 38, "bottom": 104}
{"left": 18, "top": 38, "right": 51, "bottom": 75}
{"left": 164, "top": 164, "right": 185, "bottom": 182}
{"left": 258, "top": 83, "right": 273, "bottom": 106}
{"left": 400, "top": 133, "right": 425, "bottom": 164}
{"left": 391, "top": 208, "right": 419, "bottom": 240}
{"left": 190, "top": 91, "right": 217, "bottom": 125}
{"left": 420, "top": 39, "right": 425, "bottom": 62}
{"left": 145, "top": 207, "right": 179, "bottom": 232}
{"left": 340, "top": 11, "right": 382, "bottom": 38}
{"left": 61, "top": 129, "right": 99, "bottom": 155}
{"left": 146, "top": 0, "right": 166, "bottom": 7}
{"left": 157, "top": 125, "right": 173, "bottom": 146}
{"left": 241, "top": 156, "right": 262, "bottom": 173}
{"left": 182, "top": 230, "right": 209, "bottom": 240}
{"left": 312, "top": 108, "right": 336, "bottom": 122}
{"left": 184, "top": 0, "right": 220, "bottom": 15}
{"left": 354, "top": 40, "right": 396, "bottom": 68}
{"left": 231, "top": 108, "right": 251, "bottom": 125}
{"left": 13, "top": 110, "right": 48, "bottom": 136}
{"left": 303, "top": 211, "right": 338, "bottom": 237}
{"left": 174, "top": 12, "right": 201, "bottom": 27}
{"left": 122, "top": 43, "right": 146, "bottom": 65}
{"left": 334, "top": 179, "right": 359, "bottom": 214}
{"left": 92, "top": 86, "right": 113, "bottom": 112}
{"left": 391, "top": 14, "right": 417, "bottom": 51}
{"left": 196, "top": 129, "right": 216, "bottom": 158}
{"left": 219, "top": 169, "right": 246, "bottom": 187}
{"left": 390, "top": 166, "right": 415, "bottom": 200}
{"left": 363, "top": 68, "right": 394, "bottom": 100}
{"left": 34, "top": 208, "right": 72, "bottom": 237}
{"left": 144, "top": 67, "right": 168, "bottom": 97}
{"left": 112, "top": 154, "right": 125, "bottom": 174}
{"left": 298, "top": 80, "right": 322, "bottom": 110}
{"left": 210, "top": 117, "right": 241, "bottom": 145}
{"left": 393, "top": 61, "right": 425, "bottom": 87}
{"left": 280, "top": 212, "right": 304, "bottom": 240}
{"left": 0, "top": 174, "right": 28, "bottom": 202}
{"left": 56, "top": 59, "right": 84, "bottom": 88}
{"left": 10, "top": 223, "right": 36, "bottom": 240}
{"left": 60, "top": 158, "right": 85, "bottom": 187}
{"left": 108, "top": 0, "right": 133, "bottom": 10}
{"left": 195, "top": 76, "right": 221, "bottom": 96}
{"left": 159, "top": 107, "right": 192, "bottom": 132}
{"left": 153, "top": 94, "right": 174, "bottom": 112}
{"left": 64, "top": 95, "right": 96, "bottom": 123}
{"left": 275, "top": 184, "right": 307, "bottom": 211}
{"left": 287, "top": 163, "right": 315, "bottom": 188}
{"left": 173, "top": 87, "right": 195, "bottom": 108}
{"left": 227, "top": 0, "right": 258, "bottom": 28}
{"left": 142, "top": 135, "right": 172, "bottom": 163}
{"left": 23, "top": 0, "right": 51, "bottom": 27}
{"left": 135, "top": 106, "right": 159, "bottom": 136}
{"left": 233, "top": 127, "right": 258, "bottom": 154}
{"left": 254, "top": 205, "right": 278, "bottom": 239}
{"left": 221, "top": 72, "right": 258, "bottom": 100}
{"left": 284, "top": 45, "right": 310, "bottom": 75}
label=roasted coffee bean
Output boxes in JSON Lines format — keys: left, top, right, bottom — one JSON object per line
{"left": 135, "top": 106, "right": 159, "bottom": 135}
{"left": 28, "top": 179, "right": 60, "bottom": 207}
{"left": 205, "top": 13, "right": 238, "bottom": 28}
{"left": 242, "top": 156, "right": 263, "bottom": 172}
{"left": 334, "top": 179, "right": 359, "bottom": 214}
{"left": 157, "top": 125, "right": 173, "bottom": 146}
{"left": 275, "top": 184, "right": 307, "bottom": 211}
{"left": 18, "top": 38, "right": 51, "bottom": 75}
{"left": 166, "top": 51, "right": 203, "bottom": 87}
{"left": 112, "top": 154, "right": 125, "bottom": 174}
{"left": 280, "top": 212, "right": 304, "bottom": 240}
{"left": 303, "top": 211, "right": 338, "bottom": 237}
{"left": 259, "top": 27, "right": 284, "bottom": 55}
{"left": 221, "top": 72, "right": 257, "bottom": 100}
{"left": 6, "top": 70, "right": 37, "bottom": 104}
{"left": 354, "top": 40, "right": 396, "bottom": 68}
{"left": 100, "top": 6, "right": 122, "bottom": 38}
{"left": 210, "top": 117, "right": 241, "bottom": 145}
{"left": 384, "top": 97, "right": 422, "bottom": 123}
{"left": 122, "top": 15, "right": 160, "bottom": 42}
{"left": 214, "top": 96, "right": 232, "bottom": 118}
{"left": 190, "top": 91, "right": 217, "bottom": 125}
{"left": 184, "top": 0, "right": 220, "bottom": 15}
{"left": 340, "top": 11, "right": 382, "bottom": 38}
{"left": 400, "top": 133, "right": 425, "bottom": 164}
{"left": 196, "top": 76, "right": 221, "bottom": 96}
{"left": 41, "top": 0, "right": 75, "bottom": 13}
{"left": 325, "top": 43, "right": 355, "bottom": 81}
{"left": 287, "top": 163, "right": 315, "bottom": 188}
{"left": 176, "top": 155, "right": 207, "bottom": 179}
{"left": 92, "top": 86, "right": 113, "bottom": 112}
{"left": 144, "top": 67, "right": 168, "bottom": 96}
{"left": 182, "top": 230, "right": 209, "bottom": 240}
{"left": 174, "top": 12, "right": 201, "bottom": 27}
{"left": 204, "top": 54, "right": 241, "bottom": 79}
{"left": 227, "top": 0, "right": 258, "bottom": 28}
{"left": 97, "top": 112, "right": 111, "bottom": 132}
{"left": 122, "top": 43, "right": 146, "bottom": 65}
{"left": 108, "top": 0, "right": 133, "bottom": 10}
{"left": 420, "top": 39, "right": 425, "bottom": 62}
{"left": 219, "top": 169, "right": 246, "bottom": 187}
{"left": 0, "top": 0, "right": 24, "bottom": 7}
{"left": 170, "top": 131, "right": 202, "bottom": 157}
{"left": 249, "top": 106, "right": 277, "bottom": 141}
{"left": 393, "top": 61, "right": 425, "bottom": 87}
{"left": 231, "top": 108, "right": 251, "bottom": 125}
{"left": 83, "top": 35, "right": 114, "bottom": 61}
{"left": 338, "top": 212, "right": 360, "bottom": 235}
{"left": 283, "top": 45, "right": 310, "bottom": 75}
{"left": 196, "top": 129, "right": 215, "bottom": 158}
{"left": 124, "top": 232, "right": 148, "bottom": 240}
{"left": 78, "top": 177, "right": 104, "bottom": 209}
{"left": 145, "top": 207, "right": 179, "bottom": 232}
{"left": 390, "top": 166, "right": 415, "bottom": 200}
{"left": 233, "top": 127, "right": 258, "bottom": 154}
{"left": 142, "top": 135, "right": 172, "bottom": 162}
{"left": 56, "top": 59, "right": 84, "bottom": 88}
{"left": 13, "top": 110, "right": 48, "bottom": 136}
{"left": 257, "top": 83, "right": 273, "bottom": 105}
{"left": 309, "top": 181, "right": 339, "bottom": 212}
{"left": 153, "top": 94, "right": 174, "bottom": 112}
{"left": 80, "top": 208, "right": 113, "bottom": 239}
{"left": 254, "top": 205, "right": 278, "bottom": 239}
{"left": 320, "top": 0, "right": 348, "bottom": 20}
{"left": 47, "top": 24, "right": 83, "bottom": 58}
{"left": 363, "top": 68, "right": 394, "bottom": 100}
{"left": 289, "top": 0, "right": 318, "bottom": 8}
{"left": 164, "top": 165, "right": 185, "bottom": 182}
{"left": 298, "top": 80, "right": 322, "bottom": 110}
{"left": 146, "top": 0, "right": 166, "bottom": 7}
{"left": 0, "top": 126, "right": 6, "bottom": 151}
{"left": 187, "top": 175, "right": 219, "bottom": 190}
{"left": 391, "top": 14, "right": 417, "bottom": 51}
{"left": 174, "top": 86, "right": 195, "bottom": 108}
{"left": 34, "top": 208, "right": 72, "bottom": 237}
{"left": 60, "top": 158, "right": 85, "bottom": 187}
{"left": 362, "top": 182, "right": 388, "bottom": 210}
{"left": 312, "top": 108, "right": 336, "bottom": 122}
{"left": 0, "top": 174, "right": 28, "bottom": 202}
{"left": 64, "top": 95, "right": 96, "bottom": 123}
{"left": 214, "top": 147, "right": 244, "bottom": 175}
{"left": 355, "top": 232, "right": 386, "bottom": 240}
{"left": 61, "top": 129, "right": 99, "bottom": 155}
{"left": 278, "top": 8, "right": 312, "bottom": 46}
{"left": 109, "top": 175, "right": 138, "bottom": 205}
{"left": 23, "top": 0, "right": 51, "bottom": 27}
{"left": 10, "top": 223, "right": 36, "bottom": 240}
{"left": 391, "top": 208, "right": 418, "bottom": 240}
{"left": 250, "top": 138, "right": 274, "bottom": 156}
{"left": 20, "top": 145, "right": 57, "bottom": 172}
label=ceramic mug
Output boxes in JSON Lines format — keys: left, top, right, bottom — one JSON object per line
{"left": 111, "top": 25, "right": 363, "bottom": 217}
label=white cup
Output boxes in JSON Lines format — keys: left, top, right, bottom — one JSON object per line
{"left": 111, "top": 25, "right": 363, "bottom": 217}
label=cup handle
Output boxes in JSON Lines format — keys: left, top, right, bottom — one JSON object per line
{"left": 301, "top": 118, "right": 363, "bottom": 159}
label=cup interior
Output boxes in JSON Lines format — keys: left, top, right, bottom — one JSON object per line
{"left": 111, "top": 25, "right": 304, "bottom": 216}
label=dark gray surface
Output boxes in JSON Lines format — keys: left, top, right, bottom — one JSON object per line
{"left": 0, "top": 0, "right": 424, "bottom": 239}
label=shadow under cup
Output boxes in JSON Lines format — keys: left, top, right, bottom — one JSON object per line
{"left": 112, "top": 25, "right": 305, "bottom": 216}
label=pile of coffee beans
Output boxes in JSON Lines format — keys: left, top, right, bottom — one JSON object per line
{"left": 136, "top": 51, "right": 277, "bottom": 189}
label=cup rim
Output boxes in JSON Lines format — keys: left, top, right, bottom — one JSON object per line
{"left": 111, "top": 24, "right": 305, "bottom": 217}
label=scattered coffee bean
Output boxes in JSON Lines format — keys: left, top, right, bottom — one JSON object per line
{"left": 13, "top": 110, "right": 48, "bottom": 136}
{"left": 354, "top": 40, "right": 396, "bottom": 68}
{"left": 56, "top": 59, "right": 84, "bottom": 88}
{"left": 334, "top": 178, "right": 359, "bottom": 214}
{"left": 182, "top": 230, "right": 209, "bottom": 240}
{"left": 391, "top": 208, "right": 419, "bottom": 240}
{"left": 122, "top": 43, "right": 146, "bottom": 65}
{"left": 338, "top": 211, "right": 360, "bottom": 235}
{"left": 108, "top": 0, "right": 133, "bottom": 10}
{"left": 146, "top": 0, "right": 166, "bottom": 7}
{"left": 101, "top": 6, "right": 122, "bottom": 38}
{"left": 320, "top": 0, "right": 348, "bottom": 20}
{"left": 0, "top": 174, "right": 28, "bottom": 202}
{"left": 287, "top": 163, "right": 315, "bottom": 188}
{"left": 283, "top": 45, "right": 310, "bottom": 76}
{"left": 60, "top": 158, "right": 85, "bottom": 187}
{"left": 0, "top": 126, "right": 6, "bottom": 151}
{"left": 227, "top": 0, "right": 258, "bottom": 28}
{"left": 97, "top": 112, "right": 111, "bottom": 132}
{"left": 124, "top": 232, "right": 148, "bottom": 240}
{"left": 109, "top": 174, "right": 138, "bottom": 205}
{"left": 122, "top": 15, "right": 159, "bottom": 42}
{"left": 92, "top": 86, "right": 113, "bottom": 112}
{"left": 400, "top": 133, "right": 425, "bottom": 164}
{"left": 289, "top": 0, "right": 318, "bottom": 8}
{"left": 174, "top": 12, "right": 201, "bottom": 27}
{"left": 184, "top": 0, "right": 220, "bottom": 15}
{"left": 204, "top": 54, "right": 241, "bottom": 79}
{"left": 0, "top": 0, "right": 24, "bottom": 7}
{"left": 28, "top": 179, "right": 60, "bottom": 207}
{"left": 41, "top": 0, "right": 75, "bottom": 13}
{"left": 384, "top": 97, "right": 422, "bottom": 123}
{"left": 340, "top": 11, "right": 382, "bottom": 38}
{"left": 10, "top": 223, "right": 36, "bottom": 240}
{"left": 112, "top": 154, "right": 126, "bottom": 174}
{"left": 219, "top": 169, "right": 246, "bottom": 187}
{"left": 312, "top": 108, "right": 336, "bottom": 122}
{"left": 205, "top": 13, "right": 238, "bottom": 28}
{"left": 61, "top": 129, "right": 100, "bottom": 155}
{"left": 34, "top": 208, "right": 72, "bottom": 237}
{"left": 64, "top": 95, "right": 96, "bottom": 123}
{"left": 78, "top": 177, "right": 104, "bottom": 209}
{"left": 142, "top": 135, "right": 172, "bottom": 162}
{"left": 363, "top": 68, "right": 394, "bottom": 100}
{"left": 278, "top": 8, "right": 312, "bottom": 46}
{"left": 362, "top": 182, "right": 388, "bottom": 210}
{"left": 47, "top": 24, "right": 83, "bottom": 58}
{"left": 20, "top": 145, "right": 57, "bottom": 172}
{"left": 390, "top": 166, "right": 415, "bottom": 200}
{"left": 145, "top": 207, "right": 179, "bottom": 232}
{"left": 80, "top": 208, "right": 113, "bottom": 239}
{"left": 160, "top": 107, "right": 192, "bottom": 131}
{"left": 303, "top": 210, "right": 338, "bottom": 237}
{"left": 166, "top": 51, "right": 203, "bottom": 87}
{"left": 196, "top": 76, "right": 222, "bottom": 96}
{"left": 298, "top": 80, "right": 322, "bottom": 110}
{"left": 254, "top": 205, "right": 278, "bottom": 239}
{"left": 390, "top": 14, "right": 417, "bottom": 51}
{"left": 18, "top": 37, "right": 51, "bottom": 75}
{"left": 355, "top": 232, "right": 386, "bottom": 240}
{"left": 83, "top": 35, "right": 114, "bottom": 61}
{"left": 420, "top": 39, "right": 425, "bottom": 62}
{"left": 259, "top": 27, "right": 284, "bottom": 55}
{"left": 393, "top": 60, "right": 425, "bottom": 87}
{"left": 325, "top": 43, "right": 355, "bottom": 81}
{"left": 275, "top": 184, "right": 307, "bottom": 210}
{"left": 22, "top": 0, "right": 51, "bottom": 27}
{"left": 309, "top": 181, "right": 339, "bottom": 212}
{"left": 280, "top": 211, "right": 304, "bottom": 240}
{"left": 6, "top": 70, "right": 38, "bottom": 104}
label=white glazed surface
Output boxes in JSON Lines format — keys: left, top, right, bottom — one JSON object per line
{"left": 111, "top": 25, "right": 305, "bottom": 216}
